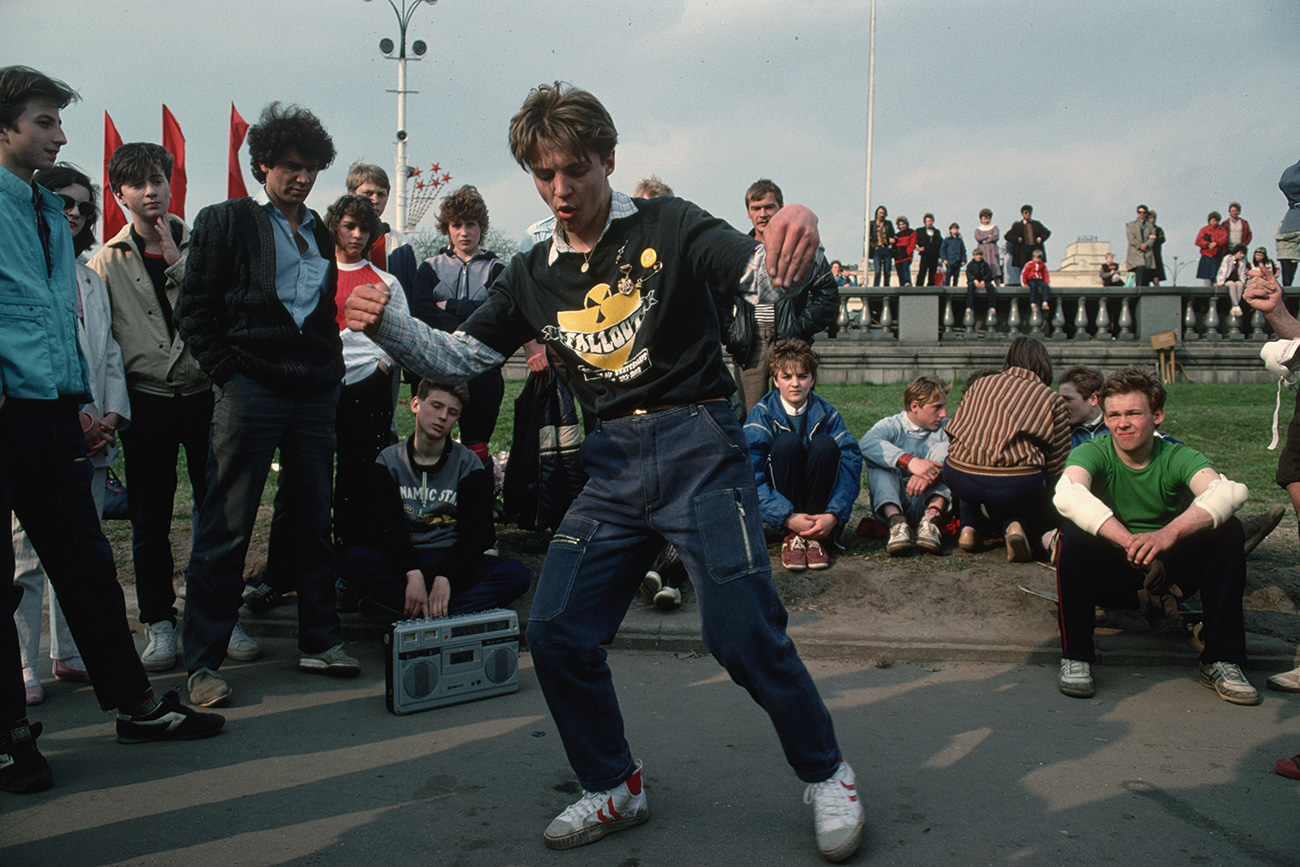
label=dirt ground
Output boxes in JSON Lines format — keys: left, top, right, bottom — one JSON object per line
{"left": 107, "top": 500, "right": 1300, "bottom": 652}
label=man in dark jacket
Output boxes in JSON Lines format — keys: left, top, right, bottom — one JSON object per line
{"left": 175, "top": 103, "right": 355, "bottom": 708}
{"left": 726, "top": 178, "right": 839, "bottom": 412}
{"left": 913, "top": 213, "right": 943, "bottom": 287}
{"left": 1004, "top": 204, "right": 1051, "bottom": 284}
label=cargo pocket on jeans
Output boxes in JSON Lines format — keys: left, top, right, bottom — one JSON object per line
{"left": 529, "top": 514, "right": 600, "bottom": 622}
{"left": 694, "top": 486, "right": 767, "bottom": 584}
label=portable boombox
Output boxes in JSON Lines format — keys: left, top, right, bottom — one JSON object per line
{"left": 383, "top": 608, "right": 520, "bottom": 715}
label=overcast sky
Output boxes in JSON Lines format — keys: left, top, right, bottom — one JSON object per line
{"left": 9, "top": 0, "right": 1297, "bottom": 277}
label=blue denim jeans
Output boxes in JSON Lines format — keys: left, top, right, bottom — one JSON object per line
{"left": 526, "top": 401, "right": 841, "bottom": 791}
{"left": 872, "top": 248, "right": 893, "bottom": 286}
{"left": 867, "top": 466, "right": 951, "bottom": 523}
{"left": 182, "top": 374, "right": 342, "bottom": 673}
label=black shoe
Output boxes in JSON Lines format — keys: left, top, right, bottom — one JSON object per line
{"left": 116, "top": 689, "right": 226, "bottom": 744}
{"left": 0, "top": 721, "right": 53, "bottom": 794}
{"left": 242, "top": 582, "right": 286, "bottom": 613}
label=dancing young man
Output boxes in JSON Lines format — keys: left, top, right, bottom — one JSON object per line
{"left": 346, "top": 82, "right": 863, "bottom": 862}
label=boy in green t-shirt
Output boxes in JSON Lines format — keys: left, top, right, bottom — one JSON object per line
{"left": 1051, "top": 366, "right": 1256, "bottom": 705}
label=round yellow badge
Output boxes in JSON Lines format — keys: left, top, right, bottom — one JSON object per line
{"left": 640, "top": 248, "right": 657, "bottom": 269}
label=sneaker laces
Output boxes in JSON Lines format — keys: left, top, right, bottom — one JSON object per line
{"left": 789, "top": 535, "right": 808, "bottom": 551}
{"left": 1061, "top": 659, "right": 1089, "bottom": 678}
{"left": 556, "top": 788, "right": 615, "bottom": 826}
{"left": 803, "top": 775, "right": 857, "bottom": 824}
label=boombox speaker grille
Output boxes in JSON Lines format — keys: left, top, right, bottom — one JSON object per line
{"left": 403, "top": 658, "right": 439, "bottom": 698}
{"left": 484, "top": 647, "right": 517, "bottom": 684}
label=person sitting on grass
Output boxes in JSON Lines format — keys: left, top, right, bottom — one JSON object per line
{"left": 744, "top": 339, "right": 862, "bottom": 572}
{"left": 337, "top": 379, "right": 531, "bottom": 619}
{"left": 859, "top": 375, "right": 951, "bottom": 557}
{"left": 1053, "top": 366, "right": 1256, "bottom": 706}
{"left": 942, "top": 337, "right": 1070, "bottom": 562}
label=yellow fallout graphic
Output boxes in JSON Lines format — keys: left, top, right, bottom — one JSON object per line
{"left": 555, "top": 283, "right": 646, "bottom": 371}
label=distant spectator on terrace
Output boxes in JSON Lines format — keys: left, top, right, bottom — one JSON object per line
{"left": 893, "top": 216, "right": 916, "bottom": 286}
{"left": 1125, "top": 204, "right": 1154, "bottom": 287}
{"left": 1100, "top": 252, "right": 1125, "bottom": 287}
{"left": 831, "top": 260, "right": 851, "bottom": 289}
{"left": 1004, "top": 204, "right": 1050, "bottom": 285}
{"left": 1196, "top": 211, "right": 1228, "bottom": 286}
{"left": 973, "top": 208, "right": 1002, "bottom": 285}
{"left": 914, "top": 213, "right": 943, "bottom": 287}
{"left": 1224, "top": 202, "right": 1252, "bottom": 249}
{"left": 869, "top": 205, "right": 895, "bottom": 287}
{"left": 1021, "top": 249, "right": 1052, "bottom": 314}
{"left": 1148, "top": 210, "right": 1167, "bottom": 285}
{"left": 941, "top": 337, "right": 1070, "bottom": 563}
{"left": 940, "top": 223, "right": 965, "bottom": 287}
{"left": 1254, "top": 247, "right": 1279, "bottom": 280}
{"left": 1215, "top": 243, "right": 1250, "bottom": 317}
{"left": 965, "top": 247, "right": 995, "bottom": 311}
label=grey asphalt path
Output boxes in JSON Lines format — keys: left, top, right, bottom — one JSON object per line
{"left": 3, "top": 636, "right": 1298, "bottom": 866}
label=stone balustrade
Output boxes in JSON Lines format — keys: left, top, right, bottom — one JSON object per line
{"left": 830, "top": 284, "right": 1297, "bottom": 344}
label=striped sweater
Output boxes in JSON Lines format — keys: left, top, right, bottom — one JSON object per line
{"left": 945, "top": 366, "right": 1071, "bottom": 479}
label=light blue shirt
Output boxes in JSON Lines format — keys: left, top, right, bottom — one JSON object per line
{"left": 265, "top": 198, "right": 328, "bottom": 329}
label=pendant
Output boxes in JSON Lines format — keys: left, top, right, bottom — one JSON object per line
{"left": 580, "top": 262, "right": 589, "bottom": 273}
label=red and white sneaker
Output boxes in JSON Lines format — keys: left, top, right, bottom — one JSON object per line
{"left": 544, "top": 760, "right": 650, "bottom": 850}
{"left": 781, "top": 533, "right": 809, "bottom": 571}
{"left": 804, "top": 760, "right": 865, "bottom": 862}
{"left": 804, "top": 538, "right": 830, "bottom": 570}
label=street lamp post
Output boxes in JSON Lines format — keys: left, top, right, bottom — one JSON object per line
{"left": 365, "top": 0, "right": 435, "bottom": 234}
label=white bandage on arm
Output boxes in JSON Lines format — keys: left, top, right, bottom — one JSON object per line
{"left": 1191, "top": 477, "right": 1249, "bottom": 527}
{"left": 1052, "top": 475, "right": 1114, "bottom": 536}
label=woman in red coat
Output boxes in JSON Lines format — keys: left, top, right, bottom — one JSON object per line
{"left": 1195, "top": 211, "right": 1228, "bottom": 285}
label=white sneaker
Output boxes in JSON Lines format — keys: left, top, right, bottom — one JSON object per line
{"left": 804, "top": 760, "right": 865, "bottom": 862}
{"left": 227, "top": 621, "right": 262, "bottom": 662}
{"left": 653, "top": 585, "right": 682, "bottom": 611}
{"left": 1267, "top": 665, "right": 1300, "bottom": 693}
{"left": 1199, "top": 661, "right": 1260, "bottom": 705}
{"left": 141, "top": 621, "right": 178, "bottom": 672}
{"left": 886, "top": 521, "right": 913, "bottom": 556}
{"left": 915, "top": 519, "right": 942, "bottom": 553}
{"left": 1058, "top": 658, "right": 1094, "bottom": 698}
{"left": 641, "top": 570, "right": 663, "bottom": 597}
{"left": 544, "top": 760, "right": 649, "bottom": 850}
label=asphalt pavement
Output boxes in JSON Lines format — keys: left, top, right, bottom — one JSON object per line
{"left": 4, "top": 632, "right": 1299, "bottom": 866}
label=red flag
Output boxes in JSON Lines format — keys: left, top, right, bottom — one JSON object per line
{"left": 161, "top": 105, "right": 186, "bottom": 219}
{"left": 102, "top": 112, "right": 125, "bottom": 243}
{"left": 227, "top": 103, "right": 250, "bottom": 199}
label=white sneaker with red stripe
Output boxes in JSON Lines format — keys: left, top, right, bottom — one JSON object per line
{"left": 544, "top": 760, "right": 650, "bottom": 850}
{"left": 804, "top": 760, "right": 865, "bottom": 862}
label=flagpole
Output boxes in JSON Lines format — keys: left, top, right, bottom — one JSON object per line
{"left": 862, "top": 0, "right": 876, "bottom": 273}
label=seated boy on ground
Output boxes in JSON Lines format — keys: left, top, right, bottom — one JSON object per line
{"left": 1053, "top": 366, "right": 1257, "bottom": 705}
{"left": 1059, "top": 365, "right": 1107, "bottom": 448}
{"left": 744, "top": 340, "right": 862, "bottom": 571}
{"left": 859, "top": 375, "right": 951, "bottom": 556}
{"left": 338, "top": 379, "right": 530, "bottom": 619}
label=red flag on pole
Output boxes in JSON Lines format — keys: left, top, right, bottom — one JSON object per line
{"left": 227, "top": 103, "right": 250, "bottom": 199}
{"left": 161, "top": 105, "right": 186, "bottom": 219}
{"left": 102, "top": 112, "right": 125, "bottom": 243}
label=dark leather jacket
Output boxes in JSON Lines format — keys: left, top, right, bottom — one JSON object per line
{"left": 720, "top": 253, "right": 839, "bottom": 366}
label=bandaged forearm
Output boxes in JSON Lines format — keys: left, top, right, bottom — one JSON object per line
{"left": 1191, "top": 477, "right": 1248, "bottom": 527}
{"left": 1053, "top": 476, "right": 1114, "bottom": 536}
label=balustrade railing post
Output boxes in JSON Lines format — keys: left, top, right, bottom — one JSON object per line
{"left": 1205, "top": 297, "right": 1222, "bottom": 340}
{"left": 1071, "top": 297, "right": 1089, "bottom": 340}
{"left": 962, "top": 303, "right": 976, "bottom": 339}
{"left": 1029, "top": 303, "right": 1044, "bottom": 338}
{"left": 1228, "top": 306, "right": 1245, "bottom": 341}
{"left": 1118, "top": 297, "right": 1135, "bottom": 340}
{"left": 879, "top": 296, "right": 894, "bottom": 341}
{"left": 1095, "top": 296, "right": 1113, "bottom": 340}
{"left": 1007, "top": 298, "right": 1022, "bottom": 335}
{"left": 986, "top": 304, "right": 1001, "bottom": 340}
{"left": 942, "top": 297, "right": 956, "bottom": 340}
{"left": 1251, "top": 307, "right": 1268, "bottom": 342}
{"left": 1183, "top": 297, "right": 1200, "bottom": 342}
{"left": 836, "top": 296, "right": 850, "bottom": 336}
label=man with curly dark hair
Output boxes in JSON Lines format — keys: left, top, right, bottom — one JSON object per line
{"left": 175, "top": 102, "right": 357, "bottom": 709}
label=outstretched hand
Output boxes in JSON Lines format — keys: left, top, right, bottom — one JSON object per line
{"left": 344, "top": 283, "right": 391, "bottom": 335}
{"left": 764, "top": 204, "right": 819, "bottom": 288}
{"left": 1244, "top": 266, "right": 1283, "bottom": 315}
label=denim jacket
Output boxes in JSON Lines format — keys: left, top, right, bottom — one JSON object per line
{"left": 744, "top": 390, "right": 863, "bottom": 535}
{"left": 0, "top": 166, "right": 89, "bottom": 401}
